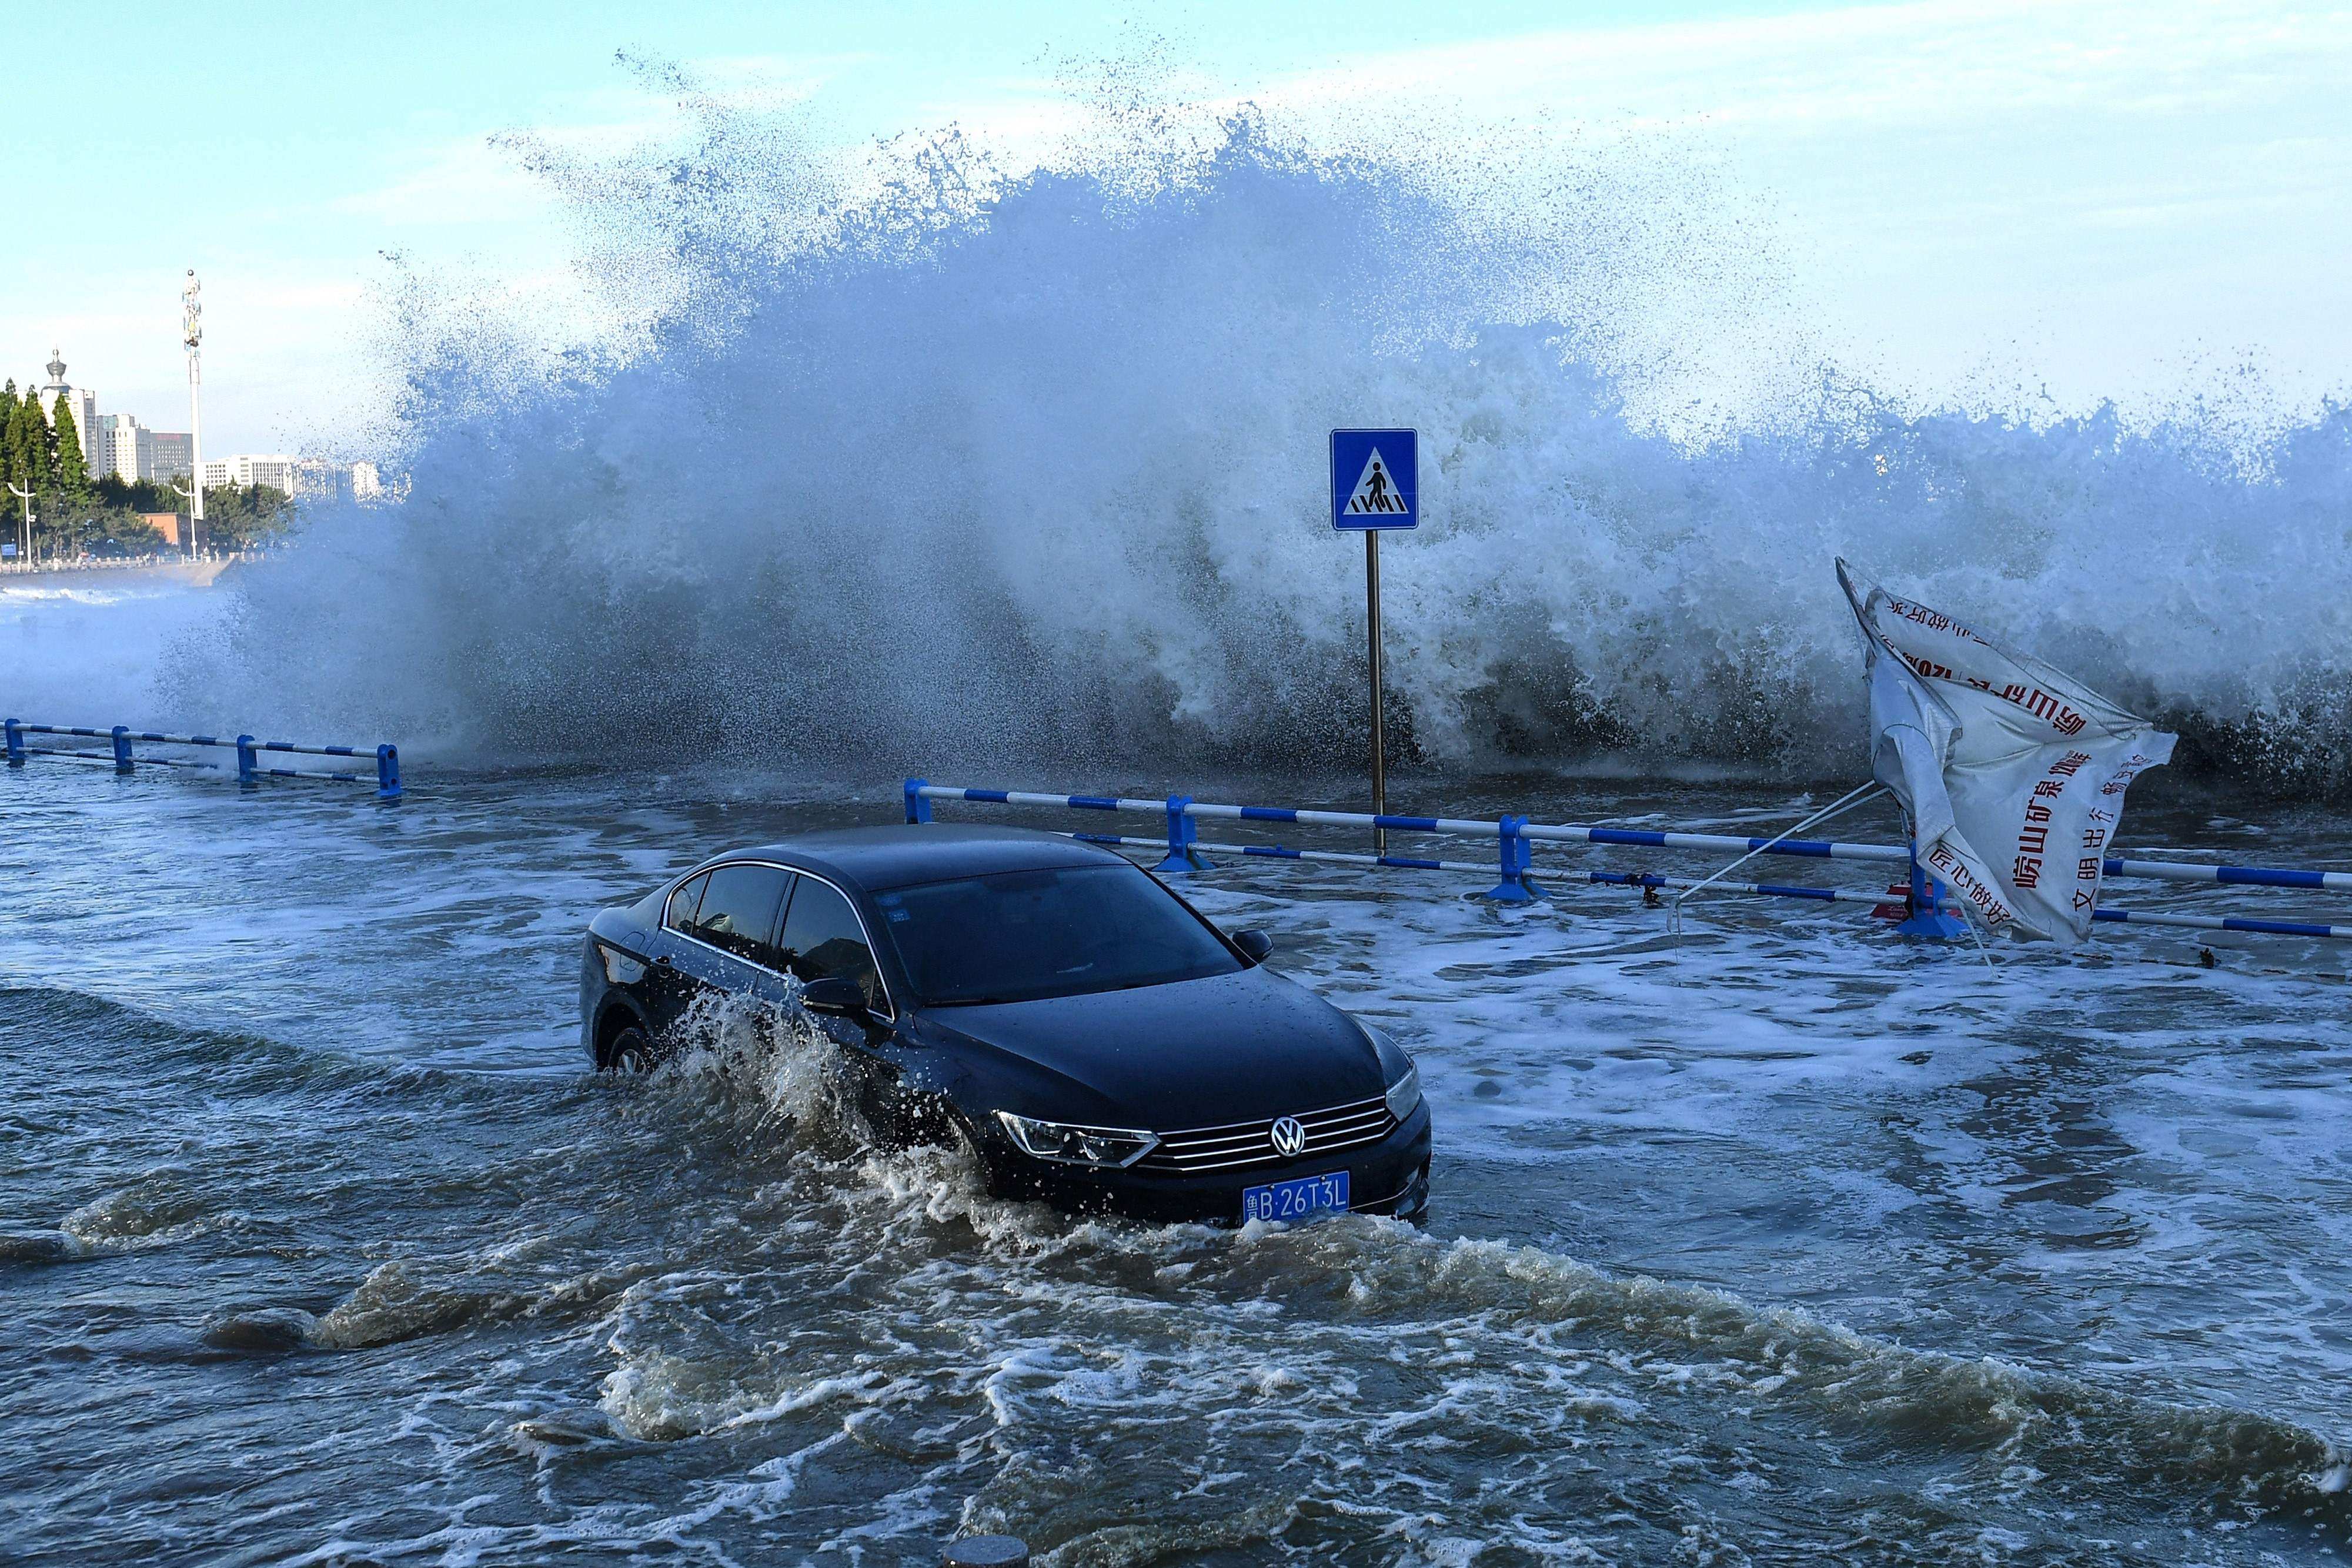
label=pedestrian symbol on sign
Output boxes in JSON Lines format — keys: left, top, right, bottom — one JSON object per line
{"left": 1344, "top": 449, "right": 1408, "bottom": 518}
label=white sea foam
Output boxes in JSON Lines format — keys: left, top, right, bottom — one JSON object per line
{"left": 59, "top": 1172, "right": 239, "bottom": 1254}
{"left": 125, "top": 90, "right": 2350, "bottom": 790}
{"left": 0, "top": 576, "right": 229, "bottom": 728}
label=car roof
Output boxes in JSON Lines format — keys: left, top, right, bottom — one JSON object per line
{"left": 704, "top": 823, "right": 1131, "bottom": 893}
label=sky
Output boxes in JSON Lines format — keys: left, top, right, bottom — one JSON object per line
{"left": 5, "top": 0, "right": 2347, "bottom": 456}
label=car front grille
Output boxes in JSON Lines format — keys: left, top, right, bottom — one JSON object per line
{"left": 1139, "top": 1094, "right": 1395, "bottom": 1176}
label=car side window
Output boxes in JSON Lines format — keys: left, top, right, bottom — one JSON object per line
{"left": 776, "top": 877, "right": 884, "bottom": 1009}
{"left": 681, "top": 864, "right": 794, "bottom": 967}
{"left": 663, "top": 871, "right": 711, "bottom": 934}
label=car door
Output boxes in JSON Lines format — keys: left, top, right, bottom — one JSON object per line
{"left": 773, "top": 873, "right": 906, "bottom": 1115}
{"left": 642, "top": 870, "right": 714, "bottom": 1032}
{"left": 663, "top": 862, "right": 797, "bottom": 1024}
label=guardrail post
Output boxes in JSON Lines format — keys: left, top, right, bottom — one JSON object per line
{"left": 1896, "top": 852, "right": 1966, "bottom": 941}
{"left": 1154, "top": 795, "right": 1212, "bottom": 873}
{"left": 904, "top": 778, "right": 932, "bottom": 824}
{"left": 235, "top": 734, "right": 258, "bottom": 787}
{"left": 1480, "top": 816, "right": 1548, "bottom": 902}
{"left": 3, "top": 718, "right": 21, "bottom": 766}
{"left": 110, "top": 726, "right": 134, "bottom": 774}
{"left": 376, "top": 744, "right": 402, "bottom": 801}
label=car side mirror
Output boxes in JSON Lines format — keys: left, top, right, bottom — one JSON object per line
{"left": 801, "top": 976, "right": 870, "bottom": 1018}
{"left": 1232, "top": 929, "right": 1274, "bottom": 964}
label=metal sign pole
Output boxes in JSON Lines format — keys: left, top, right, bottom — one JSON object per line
{"left": 1330, "top": 426, "right": 1416, "bottom": 861}
{"left": 8, "top": 483, "right": 30, "bottom": 569}
{"left": 1366, "top": 530, "right": 1386, "bottom": 857}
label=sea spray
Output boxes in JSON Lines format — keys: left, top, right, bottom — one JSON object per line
{"left": 650, "top": 984, "right": 881, "bottom": 1155}
{"left": 175, "top": 88, "right": 2352, "bottom": 792}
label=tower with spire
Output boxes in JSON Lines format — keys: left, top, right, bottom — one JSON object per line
{"left": 36, "top": 348, "right": 99, "bottom": 467}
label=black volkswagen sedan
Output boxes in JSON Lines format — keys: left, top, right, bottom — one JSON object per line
{"left": 579, "top": 825, "right": 1431, "bottom": 1225}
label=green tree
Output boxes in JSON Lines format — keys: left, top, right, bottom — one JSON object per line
{"left": 56, "top": 499, "right": 164, "bottom": 558}
{"left": 1, "top": 392, "right": 38, "bottom": 560}
{"left": 96, "top": 510, "right": 165, "bottom": 556}
{"left": 5, "top": 394, "right": 40, "bottom": 503}
{"left": 50, "top": 393, "right": 87, "bottom": 501}
{"left": 0, "top": 380, "right": 15, "bottom": 497}
{"left": 22, "top": 393, "right": 54, "bottom": 557}
{"left": 33, "top": 393, "right": 54, "bottom": 482}
{"left": 93, "top": 473, "right": 190, "bottom": 515}
{"left": 29, "top": 386, "right": 56, "bottom": 492}
{"left": 196, "top": 481, "right": 298, "bottom": 550}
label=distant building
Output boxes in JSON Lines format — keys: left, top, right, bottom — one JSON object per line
{"left": 93, "top": 414, "right": 151, "bottom": 482}
{"left": 62, "top": 388, "right": 99, "bottom": 447}
{"left": 201, "top": 454, "right": 288, "bottom": 492}
{"left": 91, "top": 413, "right": 196, "bottom": 483}
{"left": 203, "top": 454, "right": 289, "bottom": 492}
{"left": 202, "top": 453, "right": 351, "bottom": 499}
{"left": 150, "top": 430, "right": 193, "bottom": 480}
{"left": 139, "top": 511, "right": 186, "bottom": 547}
{"left": 92, "top": 414, "right": 128, "bottom": 477}
{"left": 293, "top": 459, "right": 352, "bottom": 500}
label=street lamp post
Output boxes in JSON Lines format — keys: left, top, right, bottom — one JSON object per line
{"left": 6, "top": 481, "right": 29, "bottom": 570}
{"left": 171, "top": 270, "right": 205, "bottom": 559}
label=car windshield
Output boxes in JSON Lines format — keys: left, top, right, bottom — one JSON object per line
{"left": 876, "top": 863, "right": 1244, "bottom": 1007}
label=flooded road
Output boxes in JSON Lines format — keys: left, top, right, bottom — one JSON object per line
{"left": 4, "top": 761, "right": 2349, "bottom": 1564}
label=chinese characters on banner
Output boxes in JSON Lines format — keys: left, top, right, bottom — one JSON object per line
{"left": 1836, "top": 560, "right": 2176, "bottom": 944}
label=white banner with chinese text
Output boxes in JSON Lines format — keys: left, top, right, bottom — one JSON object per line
{"left": 1838, "top": 561, "right": 2176, "bottom": 944}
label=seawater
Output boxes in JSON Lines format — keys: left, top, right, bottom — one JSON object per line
{"left": 4, "top": 734, "right": 2350, "bottom": 1564}
{"left": 7, "top": 85, "right": 2352, "bottom": 1564}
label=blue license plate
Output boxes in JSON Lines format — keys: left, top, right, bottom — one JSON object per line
{"left": 1242, "top": 1170, "right": 1351, "bottom": 1224}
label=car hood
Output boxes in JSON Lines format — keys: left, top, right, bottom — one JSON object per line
{"left": 917, "top": 966, "right": 1384, "bottom": 1128}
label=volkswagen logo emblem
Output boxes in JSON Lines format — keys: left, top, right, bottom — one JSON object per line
{"left": 1269, "top": 1116, "right": 1307, "bottom": 1158}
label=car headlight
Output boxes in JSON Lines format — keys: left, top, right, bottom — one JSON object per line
{"left": 1359, "top": 1020, "right": 1423, "bottom": 1122}
{"left": 994, "top": 1111, "right": 1160, "bottom": 1169}
{"left": 596, "top": 942, "right": 646, "bottom": 985}
{"left": 1385, "top": 1062, "right": 1422, "bottom": 1123}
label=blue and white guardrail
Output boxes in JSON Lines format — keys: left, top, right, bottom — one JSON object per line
{"left": 905, "top": 780, "right": 2351, "bottom": 943}
{"left": 5, "top": 720, "right": 400, "bottom": 799}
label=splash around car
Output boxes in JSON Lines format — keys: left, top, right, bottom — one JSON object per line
{"left": 579, "top": 824, "right": 1431, "bottom": 1225}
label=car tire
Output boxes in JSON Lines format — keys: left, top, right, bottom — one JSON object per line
{"left": 604, "top": 1022, "right": 657, "bottom": 1075}
{"left": 944, "top": 1112, "right": 1004, "bottom": 1195}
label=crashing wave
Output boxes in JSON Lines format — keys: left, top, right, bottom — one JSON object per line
{"left": 178, "top": 79, "right": 2352, "bottom": 795}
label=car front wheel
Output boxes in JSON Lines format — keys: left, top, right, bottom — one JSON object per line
{"left": 604, "top": 1022, "right": 656, "bottom": 1075}
{"left": 944, "top": 1111, "right": 1007, "bottom": 1195}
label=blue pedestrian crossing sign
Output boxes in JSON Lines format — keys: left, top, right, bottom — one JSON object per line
{"left": 1330, "top": 429, "right": 1417, "bottom": 531}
